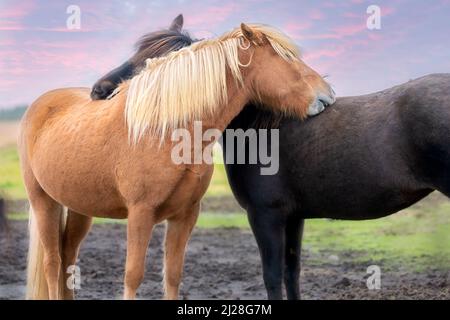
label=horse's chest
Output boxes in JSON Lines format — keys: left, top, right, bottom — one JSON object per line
{"left": 156, "top": 165, "right": 213, "bottom": 220}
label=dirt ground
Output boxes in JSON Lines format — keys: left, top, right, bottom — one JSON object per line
{"left": 0, "top": 220, "right": 448, "bottom": 300}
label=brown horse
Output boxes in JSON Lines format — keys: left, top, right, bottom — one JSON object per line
{"left": 19, "top": 23, "right": 335, "bottom": 300}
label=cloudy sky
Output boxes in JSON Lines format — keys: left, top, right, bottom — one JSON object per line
{"left": 0, "top": 0, "right": 449, "bottom": 109}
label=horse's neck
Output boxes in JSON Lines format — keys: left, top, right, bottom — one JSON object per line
{"left": 201, "top": 84, "right": 249, "bottom": 132}
{"left": 225, "top": 104, "right": 264, "bottom": 130}
{"left": 106, "top": 61, "right": 135, "bottom": 83}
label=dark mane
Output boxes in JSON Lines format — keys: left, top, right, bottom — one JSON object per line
{"left": 91, "top": 22, "right": 196, "bottom": 100}
{"left": 131, "top": 29, "right": 195, "bottom": 66}
{"left": 228, "top": 103, "right": 284, "bottom": 130}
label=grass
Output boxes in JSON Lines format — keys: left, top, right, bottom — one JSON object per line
{"left": 7, "top": 211, "right": 249, "bottom": 229}
{"left": 302, "top": 201, "right": 450, "bottom": 270}
{"left": 205, "top": 163, "right": 232, "bottom": 197}
{"left": 0, "top": 145, "right": 26, "bottom": 199}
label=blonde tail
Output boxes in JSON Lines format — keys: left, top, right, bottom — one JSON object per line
{"left": 26, "top": 206, "right": 67, "bottom": 299}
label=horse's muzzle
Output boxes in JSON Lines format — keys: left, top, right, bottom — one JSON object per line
{"left": 307, "top": 92, "right": 336, "bottom": 116}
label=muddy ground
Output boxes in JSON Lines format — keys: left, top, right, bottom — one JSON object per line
{"left": 0, "top": 221, "right": 448, "bottom": 300}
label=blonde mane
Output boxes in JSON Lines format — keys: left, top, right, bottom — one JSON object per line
{"left": 123, "top": 24, "right": 300, "bottom": 143}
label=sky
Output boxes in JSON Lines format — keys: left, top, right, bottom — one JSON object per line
{"left": 0, "top": 0, "right": 449, "bottom": 109}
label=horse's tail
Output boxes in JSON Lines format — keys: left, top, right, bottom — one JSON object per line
{"left": 26, "top": 205, "right": 67, "bottom": 299}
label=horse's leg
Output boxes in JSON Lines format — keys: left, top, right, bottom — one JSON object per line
{"left": 284, "top": 215, "right": 304, "bottom": 300}
{"left": 123, "top": 206, "right": 155, "bottom": 300}
{"left": 248, "top": 207, "right": 286, "bottom": 300}
{"left": 62, "top": 210, "right": 92, "bottom": 300}
{"left": 29, "top": 190, "right": 64, "bottom": 300}
{"left": 163, "top": 203, "right": 199, "bottom": 300}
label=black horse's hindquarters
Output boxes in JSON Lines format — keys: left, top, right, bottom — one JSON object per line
{"left": 222, "top": 73, "right": 450, "bottom": 299}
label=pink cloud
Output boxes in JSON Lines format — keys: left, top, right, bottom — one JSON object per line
{"left": 309, "top": 8, "right": 325, "bottom": 20}
{"left": 303, "top": 46, "right": 347, "bottom": 61}
{"left": 300, "top": 22, "right": 369, "bottom": 40}
{"left": 343, "top": 4, "right": 395, "bottom": 21}
{"left": 368, "top": 32, "right": 383, "bottom": 41}
{"left": 185, "top": 3, "right": 241, "bottom": 28}
{"left": 0, "top": 26, "right": 102, "bottom": 32}
{"left": 0, "top": 24, "right": 26, "bottom": 31}
{"left": 283, "top": 21, "right": 312, "bottom": 39}
{"left": 0, "top": 1, "right": 35, "bottom": 18}
{"left": 322, "top": 2, "right": 338, "bottom": 8}
{"left": 333, "top": 23, "right": 367, "bottom": 37}
{"left": 343, "top": 11, "right": 362, "bottom": 19}
{"left": 0, "top": 1, "right": 36, "bottom": 30}
{"left": 0, "top": 39, "right": 15, "bottom": 46}
{"left": 34, "top": 27, "right": 101, "bottom": 33}
{"left": 382, "top": 6, "right": 396, "bottom": 15}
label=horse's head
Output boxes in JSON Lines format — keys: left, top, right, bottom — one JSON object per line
{"left": 91, "top": 62, "right": 134, "bottom": 100}
{"left": 91, "top": 14, "right": 191, "bottom": 100}
{"left": 240, "top": 24, "right": 335, "bottom": 119}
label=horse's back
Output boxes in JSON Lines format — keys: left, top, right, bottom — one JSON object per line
{"left": 19, "top": 88, "right": 91, "bottom": 149}
{"left": 25, "top": 87, "right": 91, "bottom": 118}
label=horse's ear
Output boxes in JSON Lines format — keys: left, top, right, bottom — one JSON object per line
{"left": 240, "top": 23, "right": 265, "bottom": 45}
{"left": 169, "top": 14, "right": 184, "bottom": 32}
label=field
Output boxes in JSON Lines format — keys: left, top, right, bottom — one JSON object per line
{"left": 0, "top": 121, "right": 449, "bottom": 299}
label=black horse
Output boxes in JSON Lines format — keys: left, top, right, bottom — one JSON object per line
{"left": 223, "top": 73, "right": 450, "bottom": 299}
{"left": 90, "top": 20, "right": 450, "bottom": 299}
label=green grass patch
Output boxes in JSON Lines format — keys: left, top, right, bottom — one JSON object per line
{"left": 7, "top": 211, "right": 249, "bottom": 228}
{"left": 205, "top": 162, "right": 232, "bottom": 197}
{"left": 0, "top": 145, "right": 26, "bottom": 199}
{"left": 196, "top": 212, "right": 248, "bottom": 228}
{"left": 302, "top": 203, "right": 450, "bottom": 270}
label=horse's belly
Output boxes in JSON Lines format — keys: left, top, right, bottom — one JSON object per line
{"left": 31, "top": 135, "right": 126, "bottom": 218}
{"left": 299, "top": 188, "right": 432, "bottom": 220}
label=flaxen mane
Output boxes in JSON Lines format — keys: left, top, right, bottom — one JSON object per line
{"left": 122, "top": 24, "right": 300, "bottom": 143}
